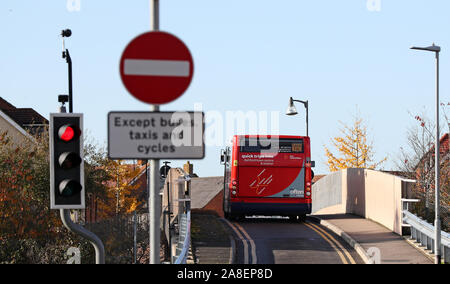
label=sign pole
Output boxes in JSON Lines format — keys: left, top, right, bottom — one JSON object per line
{"left": 149, "top": 0, "right": 161, "bottom": 265}
{"left": 118, "top": 1, "right": 195, "bottom": 264}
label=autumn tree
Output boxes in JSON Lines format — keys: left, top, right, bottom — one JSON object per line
{"left": 0, "top": 128, "right": 99, "bottom": 263}
{"left": 324, "top": 115, "right": 387, "bottom": 172}
{"left": 395, "top": 104, "right": 449, "bottom": 231}
{"left": 103, "top": 159, "right": 143, "bottom": 216}
{"left": 0, "top": 130, "right": 54, "bottom": 241}
{"left": 81, "top": 137, "right": 146, "bottom": 220}
{"left": 0, "top": 124, "right": 149, "bottom": 263}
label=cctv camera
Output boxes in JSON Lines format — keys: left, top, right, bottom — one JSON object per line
{"left": 58, "top": 95, "right": 69, "bottom": 104}
{"left": 61, "top": 29, "right": 72, "bottom": 38}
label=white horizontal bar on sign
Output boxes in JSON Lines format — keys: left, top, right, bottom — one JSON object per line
{"left": 124, "top": 59, "right": 190, "bottom": 77}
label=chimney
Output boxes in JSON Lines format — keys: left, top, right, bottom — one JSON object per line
{"left": 183, "top": 161, "right": 193, "bottom": 176}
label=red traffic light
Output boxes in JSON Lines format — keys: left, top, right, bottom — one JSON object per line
{"left": 50, "top": 113, "right": 85, "bottom": 209}
{"left": 58, "top": 125, "right": 81, "bottom": 142}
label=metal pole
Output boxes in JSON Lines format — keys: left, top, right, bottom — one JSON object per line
{"left": 149, "top": 0, "right": 161, "bottom": 264}
{"left": 166, "top": 179, "right": 172, "bottom": 261}
{"left": 65, "top": 49, "right": 73, "bottom": 113}
{"left": 149, "top": 147, "right": 160, "bottom": 264}
{"left": 60, "top": 209, "right": 105, "bottom": 264}
{"left": 434, "top": 51, "right": 441, "bottom": 264}
{"left": 133, "top": 210, "right": 137, "bottom": 264}
{"left": 293, "top": 99, "right": 309, "bottom": 137}
{"left": 151, "top": 0, "right": 160, "bottom": 31}
{"left": 306, "top": 100, "right": 309, "bottom": 137}
{"left": 116, "top": 164, "right": 120, "bottom": 215}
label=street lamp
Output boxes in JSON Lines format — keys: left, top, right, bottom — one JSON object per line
{"left": 286, "top": 97, "right": 309, "bottom": 137}
{"left": 410, "top": 43, "right": 442, "bottom": 264}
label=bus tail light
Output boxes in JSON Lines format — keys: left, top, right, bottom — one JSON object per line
{"left": 230, "top": 180, "right": 238, "bottom": 196}
{"left": 305, "top": 182, "right": 311, "bottom": 198}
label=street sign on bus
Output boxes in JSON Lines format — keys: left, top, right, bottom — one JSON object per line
{"left": 119, "top": 31, "right": 194, "bottom": 105}
{"left": 108, "top": 111, "right": 204, "bottom": 159}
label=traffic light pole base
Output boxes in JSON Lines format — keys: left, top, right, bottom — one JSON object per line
{"left": 60, "top": 209, "right": 105, "bottom": 264}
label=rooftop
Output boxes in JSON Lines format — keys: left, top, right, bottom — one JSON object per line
{"left": 0, "top": 97, "right": 48, "bottom": 135}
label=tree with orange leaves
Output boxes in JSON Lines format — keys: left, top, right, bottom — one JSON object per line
{"left": 103, "top": 159, "right": 143, "bottom": 216}
{"left": 324, "top": 115, "right": 387, "bottom": 172}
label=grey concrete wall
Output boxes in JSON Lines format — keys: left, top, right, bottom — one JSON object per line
{"left": 312, "top": 169, "right": 415, "bottom": 235}
{"left": 345, "top": 168, "right": 366, "bottom": 217}
{"left": 311, "top": 170, "right": 343, "bottom": 214}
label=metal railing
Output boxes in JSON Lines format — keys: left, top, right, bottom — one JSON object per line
{"left": 173, "top": 210, "right": 191, "bottom": 264}
{"left": 162, "top": 168, "right": 191, "bottom": 264}
{"left": 402, "top": 200, "right": 450, "bottom": 264}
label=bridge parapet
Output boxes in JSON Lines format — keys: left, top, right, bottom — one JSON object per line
{"left": 312, "top": 169, "right": 415, "bottom": 235}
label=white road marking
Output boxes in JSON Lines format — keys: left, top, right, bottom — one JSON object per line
{"left": 124, "top": 59, "right": 190, "bottom": 77}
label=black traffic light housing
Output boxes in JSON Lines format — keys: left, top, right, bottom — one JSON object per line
{"left": 50, "top": 113, "right": 85, "bottom": 209}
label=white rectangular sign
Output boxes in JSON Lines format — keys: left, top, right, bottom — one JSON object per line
{"left": 108, "top": 111, "right": 204, "bottom": 159}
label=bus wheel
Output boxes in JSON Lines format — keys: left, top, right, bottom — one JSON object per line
{"left": 227, "top": 213, "right": 238, "bottom": 221}
{"left": 235, "top": 214, "right": 243, "bottom": 221}
{"left": 298, "top": 214, "right": 306, "bottom": 222}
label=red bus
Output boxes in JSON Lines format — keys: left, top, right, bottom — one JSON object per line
{"left": 220, "top": 135, "right": 314, "bottom": 221}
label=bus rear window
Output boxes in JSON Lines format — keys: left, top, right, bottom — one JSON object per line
{"left": 239, "top": 138, "right": 304, "bottom": 153}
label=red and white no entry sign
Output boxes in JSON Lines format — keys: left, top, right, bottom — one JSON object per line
{"left": 119, "top": 31, "right": 194, "bottom": 105}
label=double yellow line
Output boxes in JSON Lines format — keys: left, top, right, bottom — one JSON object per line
{"left": 305, "top": 221, "right": 356, "bottom": 264}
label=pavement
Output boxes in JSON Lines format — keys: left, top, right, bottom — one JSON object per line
{"left": 310, "top": 214, "right": 433, "bottom": 264}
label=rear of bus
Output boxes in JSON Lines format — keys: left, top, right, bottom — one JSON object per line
{"left": 224, "top": 135, "right": 313, "bottom": 219}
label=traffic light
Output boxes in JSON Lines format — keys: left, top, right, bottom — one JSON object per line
{"left": 50, "top": 113, "right": 85, "bottom": 209}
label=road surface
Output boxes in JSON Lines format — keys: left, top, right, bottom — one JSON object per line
{"left": 222, "top": 217, "right": 364, "bottom": 264}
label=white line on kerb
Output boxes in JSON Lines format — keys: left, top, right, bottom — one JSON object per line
{"left": 124, "top": 59, "right": 190, "bottom": 77}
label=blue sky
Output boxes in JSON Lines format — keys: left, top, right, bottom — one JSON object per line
{"left": 0, "top": 1, "right": 449, "bottom": 177}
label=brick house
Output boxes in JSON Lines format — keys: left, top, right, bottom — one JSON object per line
{"left": 415, "top": 133, "right": 449, "bottom": 185}
{"left": 0, "top": 97, "right": 48, "bottom": 144}
{"left": 413, "top": 132, "right": 450, "bottom": 230}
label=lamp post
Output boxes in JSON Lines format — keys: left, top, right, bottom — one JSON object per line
{"left": 410, "top": 43, "right": 442, "bottom": 264}
{"left": 286, "top": 97, "right": 309, "bottom": 137}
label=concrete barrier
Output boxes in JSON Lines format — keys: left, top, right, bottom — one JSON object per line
{"left": 312, "top": 169, "right": 415, "bottom": 235}
{"left": 311, "top": 170, "right": 343, "bottom": 214}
